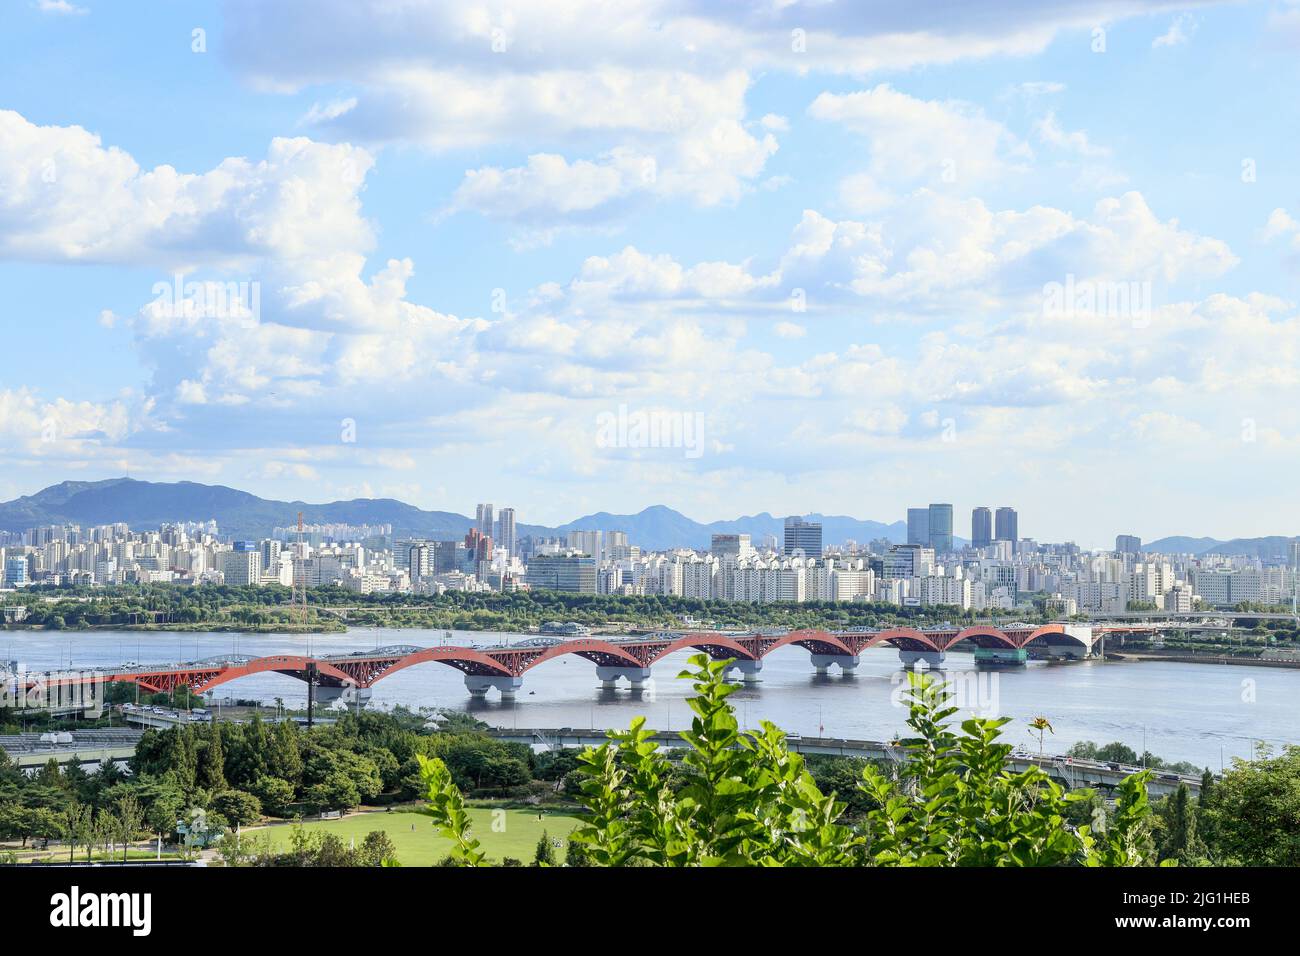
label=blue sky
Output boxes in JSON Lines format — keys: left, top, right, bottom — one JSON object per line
{"left": 2, "top": 0, "right": 1299, "bottom": 547}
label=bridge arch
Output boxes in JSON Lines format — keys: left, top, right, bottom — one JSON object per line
{"left": 614, "top": 632, "right": 763, "bottom": 668}
{"left": 514, "top": 639, "right": 647, "bottom": 674}
{"left": 354, "top": 646, "right": 517, "bottom": 684}
{"left": 749, "top": 629, "right": 857, "bottom": 659}
{"left": 946, "top": 625, "right": 1018, "bottom": 651}
{"left": 1020, "top": 623, "right": 1091, "bottom": 653}
{"left": 868, "top": 627, "right": 945, "bottom": 653}
{"left": 193, "top": 655, "right": 358, "bottom": 693}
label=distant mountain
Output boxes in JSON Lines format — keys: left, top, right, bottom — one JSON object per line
{"left": 0, "top": 479, "right": 907, "bottom": 549}
{"left": 1143, "top": 535, "right": 1225, "bottom": 555}
{"left": 0, "top": 479, "right": 473, "bottom": 541}
{"left": 549, "top": 506, "right": 907, "bottom": 551}
{"left": 1144, "top": 534, "right": 1299, "bottom": 558}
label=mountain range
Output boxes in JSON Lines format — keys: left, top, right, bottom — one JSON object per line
{"left": 0, "top": 479, "right": 907, "bottom": 551}
{"left": 2, "top": 479, "right": 1291, "bottom": 556}
{"left": 1143, "top": 535, "right": 1300, "bottom": 560}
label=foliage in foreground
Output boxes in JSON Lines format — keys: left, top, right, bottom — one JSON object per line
{"left": 420, "top": 654, "right": 1163, "bottom": 867}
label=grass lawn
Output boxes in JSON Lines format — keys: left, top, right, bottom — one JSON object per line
{"left": 11, "top": 848, "right": 182, "bottom": 863}
{"left": 247, "top": 807, "right": 582, "bottom": 866}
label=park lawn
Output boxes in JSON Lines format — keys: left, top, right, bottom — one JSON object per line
{"left": 248, "top": 808, "right": 582, "bottom": 866}
{"left": 14, "top": 848, "right": 182, "bottom": 863}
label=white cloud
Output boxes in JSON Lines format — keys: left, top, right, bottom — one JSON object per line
{"left": 1263, "top": 208, "right": 1300, "bottom": 249}
{"left": 1153, "top": 14, "right": 1196, "bottom": 48}
{"left": 1033, "top": 110, "right": 1110, "bottom": 158}
{"left": 37, "top": 0, "right": 87, "bottom": 15}
{"left": 809, "top": 84, "right": 1032, "bottom": 190}
{"left": 213, "top": 0, "right": 1205, "bottom": 231}
{"left": 0, "top": 110, "right": 374, "bottom": 269}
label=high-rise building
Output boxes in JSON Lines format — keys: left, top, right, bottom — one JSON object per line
{"left": 219, "top": 549, "right": 262, "bottom": 586}
{"left": 711, "top": 533, "right": 752, "bottom": 560}
{"left": 566, "top": 530, "right": 604, "bottom": 563}
{"left": 883, "top": 544, "right": 935, "bottom": 580}
{"left": 995, "top": 507, "right": 1018, "bottom": 548}
{"left": 971, "top": 507, "right": 992, "bottom": 549}
{"left": 783, "top": 517, "right": 823, "bottom": 558}
{"left": 906, "top": 508, "right": 930, "bottom": 546}
{"left": 525, "top": 553, "right": 597, "bottom": 593}
{"left": 475, "top": 503, "right": 494, "bottom": 538}
{"left": 4, "top": 555, "right": 30, "bottom": 588}
{"left": 497, "top": 507, "right": 517, "bottom": 557}
{"left": 927, "top": 503, "right": 953, "bottom": 553}
{"left": 465, "top": 528, "right": 493, "bottom": 562}
{"left": 1115, "top": 534, "right": 1142, "bottom": 555}
{"left": 604, "top": 530, "right": 631, "bottom": 560}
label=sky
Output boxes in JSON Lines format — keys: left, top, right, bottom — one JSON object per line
{"left": 1, "top": 0, "right": 1299, "bottom": 549}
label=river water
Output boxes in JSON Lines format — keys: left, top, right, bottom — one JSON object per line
{"left": 3, "top": 628, "right": 1294, "bottom": 770}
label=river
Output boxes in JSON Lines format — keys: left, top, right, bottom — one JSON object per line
{"left": 3, "top": 628, "right": 1294, "bottom": 770}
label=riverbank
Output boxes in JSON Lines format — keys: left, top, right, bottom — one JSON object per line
{"left": 1109, "top": 649, "right": 1300, "bottom": 669}
{"left": 1, "top": 621, "right": 347, "bottom": 634}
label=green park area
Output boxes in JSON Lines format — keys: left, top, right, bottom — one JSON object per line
{"left": 247, "top": 807, "right": 582, "bottom": 866}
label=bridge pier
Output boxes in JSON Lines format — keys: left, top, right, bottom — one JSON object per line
{"left": 464, "top": 675, "right": 524, "bottom": 700}
{"left": 810, "top": 653, "right": 859, "bottom": 675}
{"left": 595, "top": 666, "right": 653, "bottom": 690}
{"left": 898, "top": 649, "right": 946, "bottom": 670}
{"left": 723, "top": 659, "right": 763, "bottom": 684}
{"left": 311, "top": 685, "right": 350, "bottom": 706}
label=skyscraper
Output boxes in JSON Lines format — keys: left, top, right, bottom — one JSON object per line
{"left": 1115, "top": 534, "right": 1142, "bottom": 556}
{"left": 497, "top": 507, "right": 516, "bottom": 558}
{"left": 971, "top": 507, "right": 992, "bottom": 549}
{"left": 995, "top": 507, "right": 1018, "bottom": 549}
{"left": 524, "top": 553, "right": 597, "bottom": 593}
{"left": 475, "top": 503, "right": 493, "bottom": 538}
{"left": 906, "top": 508, "right": 930, "bottom": 546}
{"left": 783, "top": 517, "right": 823, "bottom": 557}
{"left": 711, "top": 533, "right": 752, "bottom": 559}
{"left": 927, "top": 503, "right": 953, "bottom": 553}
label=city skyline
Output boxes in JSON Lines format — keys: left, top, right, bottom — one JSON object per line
{"left": 1, "top": 474, "right": 1292, "bottom": 553}
{"left": 3, "top": 3, "right": 1300, "bottom": 547}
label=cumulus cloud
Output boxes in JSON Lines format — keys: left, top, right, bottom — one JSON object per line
{"left": 211, "top": 0, "right": 1210, "bottom": 232}
{"left": 0, "top": 110, "right": 374, "bottom": 269}
{"left": 809, "top": 84, "right": 1032, "bottom": 190}
{"left": 1263, "top": 208, "right": 1300, "bottom": 249}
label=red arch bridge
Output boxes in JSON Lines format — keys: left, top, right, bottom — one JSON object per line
{"left": 33, "top": 623, "right": 1095, "bottom": 702}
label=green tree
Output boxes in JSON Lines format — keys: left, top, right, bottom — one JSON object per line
{"left": 359, "top": 830, "right": 398, "bottom": 867}
{"left": 251, "top": 776, "right": 297, "bottom": 816}
{"left": 1095, "top": 742, "right": 1140, "bottom": 765}
{"left": 418, "top": 656, "right": 1165, "bottom": 868}
{"left": 268, "top": 719, "right": 303, "bottom": 785}
{"left": 532, "top": 830, "right": 557, "bottom": 866}
{"left": 211, "top": 790, "right": 262, "bottom": 829}
{"left": 115, "top": 793, "right": 145, "bottom": 862}
{"left": 1157, "top": 783, "right": 1205, "bottom": 865}
{"left": 306, "top": 772, "right": 361, "bottom": 812}
{"left": 200, "top": 723, "right": 227, "bottom": 792}
{"left": 60, "top": 802, "right": 92, "bottom": 863}
{"left": 1202, "top": 746, "right": 1300, "bottom": 866}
